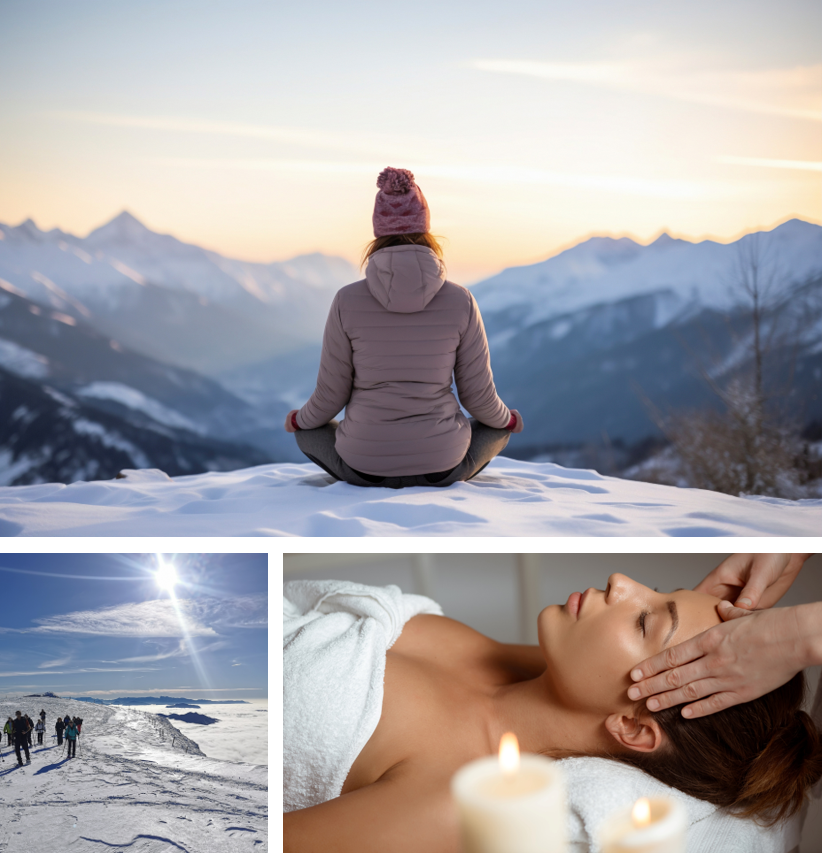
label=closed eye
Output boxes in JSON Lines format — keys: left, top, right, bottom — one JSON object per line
{"left": 639, "top": 588, "right": 660, "bottom": 636}
{"left": 638, "top": 610, "right": 649, "bottom": 637}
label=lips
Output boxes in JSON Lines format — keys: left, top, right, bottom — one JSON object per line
{"left": 566, "top": 591, "right": 581, "bottom": 619}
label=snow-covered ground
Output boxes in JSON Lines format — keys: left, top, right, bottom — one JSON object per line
{"left": 0, "top": 697, "right": 267, "bottom": 853}
{"left": 0, "top": 458, "right": 819, "bottom": 536}
{"left": 125, "top": 701, "right": 268, "bottom": 766}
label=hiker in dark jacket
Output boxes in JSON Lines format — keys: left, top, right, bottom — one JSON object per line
{"left": 55, "top": 717, "right": 65, "bottom": 745}
{"left": 12, "top": 711, "right": 31, "bottom": 765}
{"left": 65, "top": 719, "right": 78, "bottom": 758}
{"left": 24, "top": 715, "right": 33, "bottom": 748}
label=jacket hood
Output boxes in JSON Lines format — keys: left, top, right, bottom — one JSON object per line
{"left": 365, "top": 244, "right": 446, "bottom": 313}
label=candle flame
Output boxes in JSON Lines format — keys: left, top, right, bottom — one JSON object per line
{"left": 632, "top": 797, "right": 652, "bottom": 827}
{"left": 499, "top": 732, "right": 520, "bottom": 775}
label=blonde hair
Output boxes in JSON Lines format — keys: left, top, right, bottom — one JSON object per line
{"left": 360, "top": 232, "right": 446, "bottom": 271}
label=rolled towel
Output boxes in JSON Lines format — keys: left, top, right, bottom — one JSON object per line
{"left": 559, "top": 755, "right": 801, "bottom": 853}
{"left": 283, "top": 579, "right": 442, "bottom": 811}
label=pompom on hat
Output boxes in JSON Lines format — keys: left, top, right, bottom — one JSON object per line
{"left": 372, "top": 167, "right": 430, "bottom": 237}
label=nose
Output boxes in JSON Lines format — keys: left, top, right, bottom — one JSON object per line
{"left": 606, "top": 573, "right": 636, "bottom": 602}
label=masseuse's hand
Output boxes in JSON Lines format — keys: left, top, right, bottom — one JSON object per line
{"left": 628, "top": 600, "right": 822, "bottom": 718}
{"left": 629, "top": 553, "right": 813, "bottom": 718}
{"left": 693, "top": 553, "right": 811, "bottom": 610}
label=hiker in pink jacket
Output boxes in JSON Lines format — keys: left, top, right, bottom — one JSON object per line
{"left": 284, "top": 167, "right": 523, "bottom": 488}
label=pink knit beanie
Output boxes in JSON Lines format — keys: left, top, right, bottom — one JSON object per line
{"left": 372, "top": 167, "right": 430, "bottom": 237}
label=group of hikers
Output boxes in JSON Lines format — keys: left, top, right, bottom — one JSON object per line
{"left": 3, "top": 708, "right": 83, "bottom": 766}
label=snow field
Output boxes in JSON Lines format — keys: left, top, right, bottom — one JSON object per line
{"left": 0, "top": 458, "right": 820, "bottom": 536}
{"left": 0, "top": 698, "right": 267, "bottom": 853}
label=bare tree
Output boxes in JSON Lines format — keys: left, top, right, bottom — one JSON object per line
{"left": 644, "top": 234, "right": 817, "bottom": 498}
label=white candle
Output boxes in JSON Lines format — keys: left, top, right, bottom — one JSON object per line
{"left": 599, "top": 796, "right": 687, "bottom": 853}
{"left": 451, "top": 733, "right": 566, "bottom": 853}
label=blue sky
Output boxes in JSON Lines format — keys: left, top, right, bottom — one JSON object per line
{"left": 0, "top": 0, "right": 819, "bottom": 282}
{"left": 0, "top": 553, "right": 267, "bottom": 700}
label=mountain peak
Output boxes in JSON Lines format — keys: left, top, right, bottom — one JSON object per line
{"left": 112, "top": 209, "right": 145, "bottom": 225}
{"left": 109, "top": 209, "right": 151, "bottom": 234}
{"left": 86, "top": 209, "right": 153, "bottom": 244}
{"left": 650, "top": 232, "right": 679, "bottom": 248}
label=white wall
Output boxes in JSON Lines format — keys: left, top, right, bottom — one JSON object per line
{"left": 283, "top": 552, "right": 822, "bottom": 852}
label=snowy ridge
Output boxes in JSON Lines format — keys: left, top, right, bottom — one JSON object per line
{"left": 471, "top": 218, "right": 822, "bottom": 326}
{"left": 110, "top": 705, "right": 206, "bottom": 756}
{"left": 0, "top": 696, "right": 267, "bottom": 853}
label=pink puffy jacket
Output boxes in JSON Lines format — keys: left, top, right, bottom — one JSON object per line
{"left": 295, "top": 244, "right": 514, "bottom": 476}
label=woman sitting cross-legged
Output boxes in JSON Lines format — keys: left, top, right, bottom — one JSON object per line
{"left": 284, "top": 166, "right": 522, "bottom": 488}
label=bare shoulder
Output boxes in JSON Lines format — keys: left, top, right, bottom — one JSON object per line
{"left": 394, "top": 615, "right": 545, "bottom": 677}
{"left": 391, "top": 614, "right": 498, "bottom": 663}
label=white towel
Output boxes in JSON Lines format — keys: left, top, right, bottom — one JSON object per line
{"left": 282, "top": 579, "right": 805, "bottom": 853}
{"left": 559, "top": 755, "right": 800, "bottom": 853}
{"left": 283, "top": 579, "right": 442, "bottom": 811}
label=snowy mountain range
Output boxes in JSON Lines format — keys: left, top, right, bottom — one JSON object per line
{"left": 72, "top": 696, "right": 249, "bottom": 705}
{"left": 1, "top": 212, "right": 820, "bottom": 485}
{"left": 471, "top": 218, "right": 822, "bottom": 329}
{"left": 0, "top": 282, "right": 272, "bottom": 485}
{"left": 0, "top": 210, "right": 357, "bottom": 373}
{"left": 222, "top": 218, "right": 822, "bottom": 455}
{"left": 471, "top": 219, "right": 822, "bottom": 452}
{"left": 0, "top": 212, "right": 358, "bottom": 482}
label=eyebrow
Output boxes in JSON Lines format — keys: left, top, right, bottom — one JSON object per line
{"left": 662, "top": 601, "right": 679, "bottom": 647}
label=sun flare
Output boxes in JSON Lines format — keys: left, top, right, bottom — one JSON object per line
{"left": 155, "top": 562, "right": 178, "bottom": 591}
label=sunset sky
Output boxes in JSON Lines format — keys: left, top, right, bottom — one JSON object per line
{"left": 1, "top": 0, "right": 819, "bottom": 283}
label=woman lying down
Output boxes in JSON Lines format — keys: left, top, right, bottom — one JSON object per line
{"left": 283, "top": 576, "right": 822, "bottom": 853}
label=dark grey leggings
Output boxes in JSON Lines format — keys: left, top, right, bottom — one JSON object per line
{"left": 295, "top": 419, "right": 511, "bottom": 488}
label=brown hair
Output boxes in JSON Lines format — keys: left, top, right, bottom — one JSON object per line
{"left": 359, "top": 232, "right": 445, "bottom": 270}
{"left": 617, "top": 672, "right": 822, "bottom": 825}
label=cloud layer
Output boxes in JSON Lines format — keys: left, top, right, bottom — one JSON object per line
{"left": 27, "top": 594, "right": 267, "bottom": 638}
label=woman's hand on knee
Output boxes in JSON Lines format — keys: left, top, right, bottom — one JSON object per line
{"left": 285, "top": 409, "right": 300, "bottom": 432}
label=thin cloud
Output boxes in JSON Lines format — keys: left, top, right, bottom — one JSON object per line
{"left": 30, "top": 599, "right": 218, "bottom": 638}
{"left": 0, "top": 565, "right": 145, "bottom": 581}
{"left": 37, "top": 656, "right": 71, "bottom": 669}
{"left": 716, "top": 155, "right": 822, "bottom": 172}
{"left": 470, "top": 60, "right": 822, "bottom": 123}
{"left": 0, "top": 667, "right": 158, "bottom": 678}
{"left": 107, "top": 638, "right": 229, "bottom": 663}
{"left": 17, "top": 594, "right": 267, "bottom": 638}
{"left": 44, "top": 110, "right": 433, "bottom": 160}
{"left": 148, "top": 157, "right": 709, "bottom": 199}
{"left": 106, "top": 639, "right": 190, "bottom": 663}
{"left": 190, "top": 594, "right": 267, "bottom": 630}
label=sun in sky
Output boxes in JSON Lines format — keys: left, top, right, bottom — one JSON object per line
{"left": 154, "top": 559, "right": 179, "bottom": 593}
